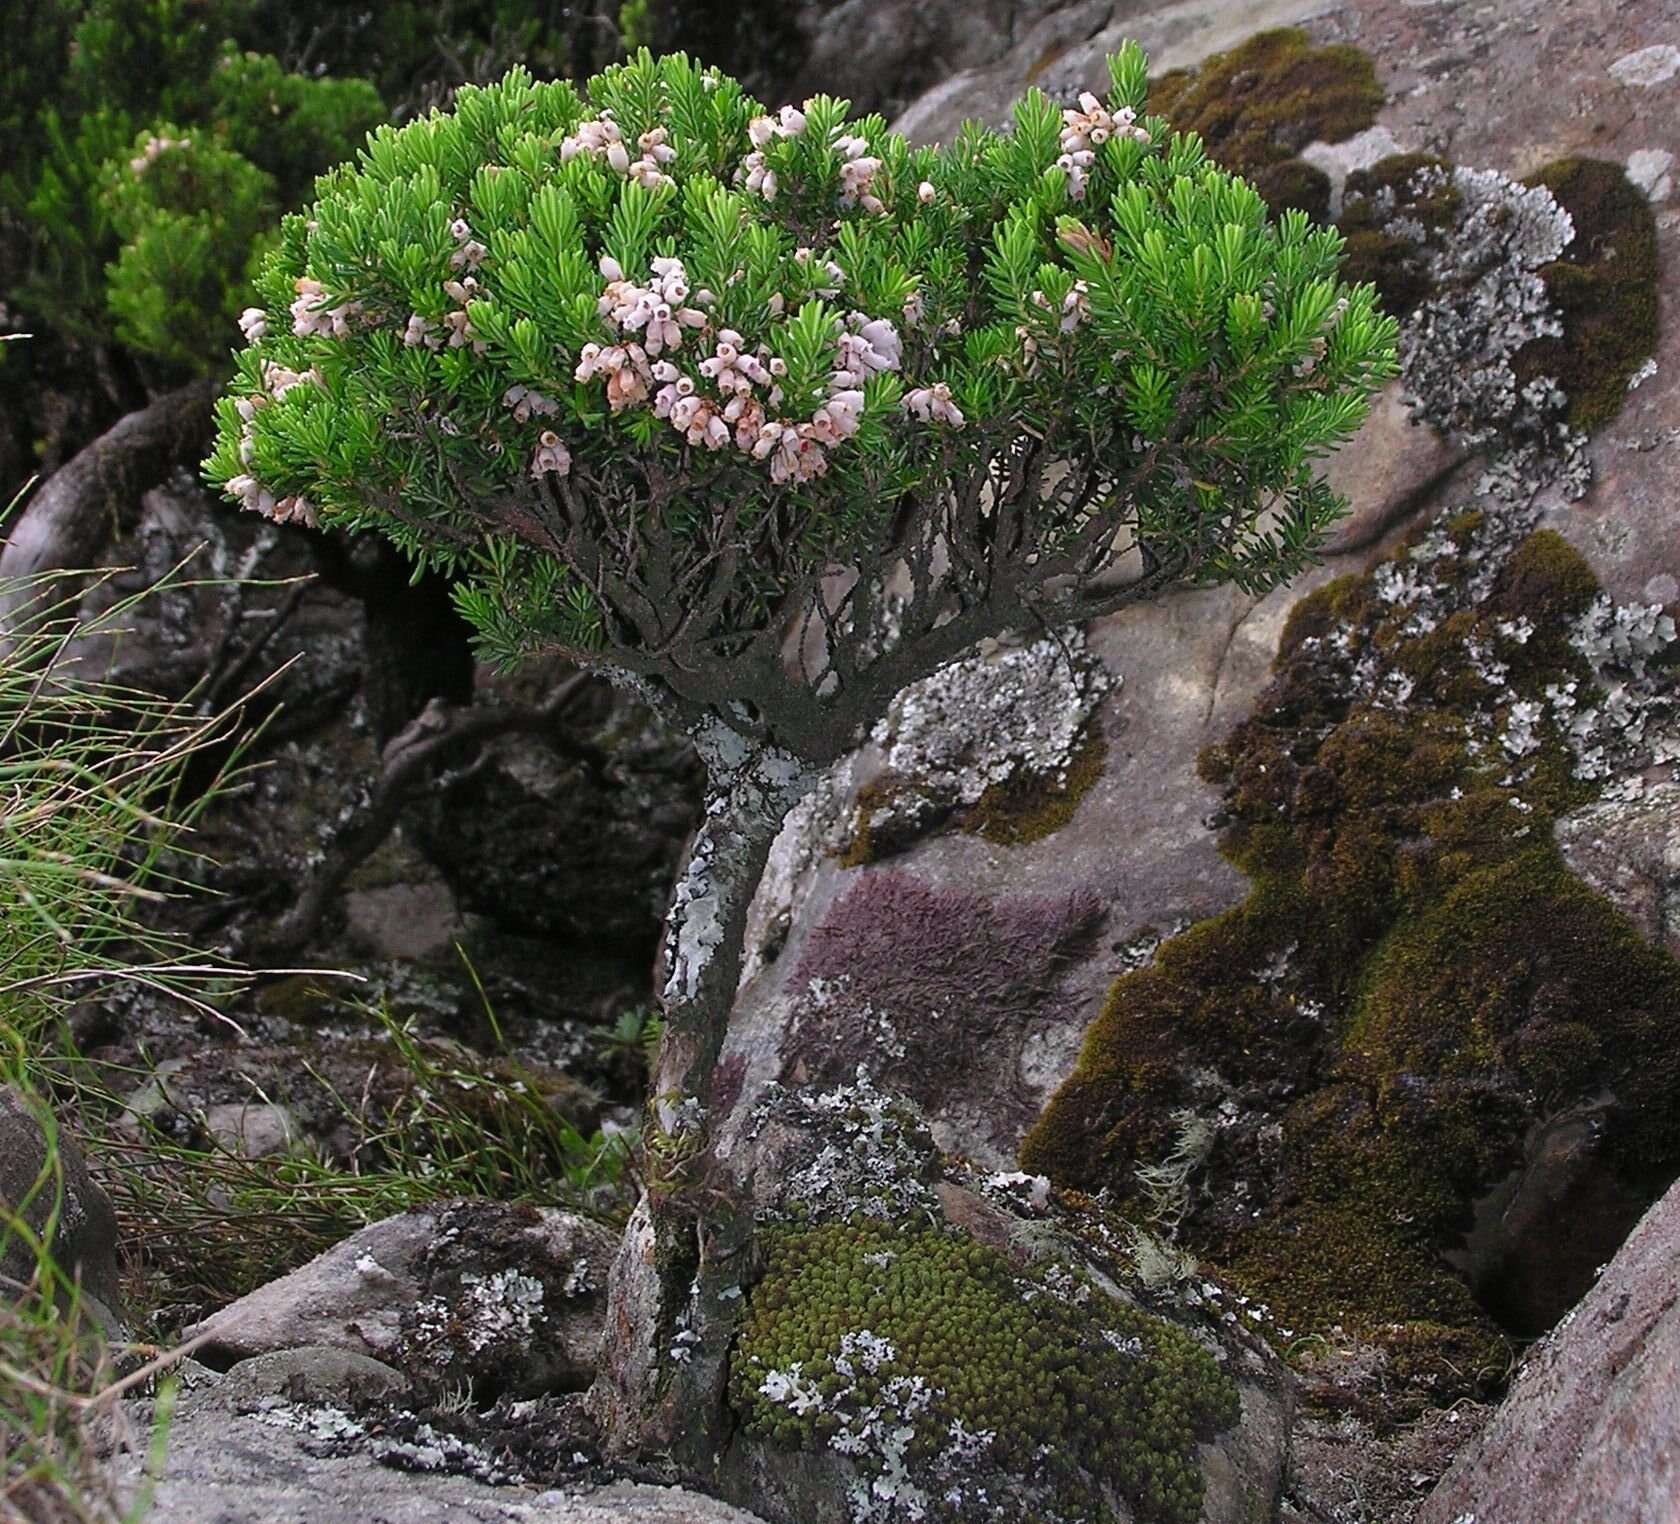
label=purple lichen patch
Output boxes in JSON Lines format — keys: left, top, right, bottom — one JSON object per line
{"left": 779, "top": 872, "right": 1104, "bottom": 1158}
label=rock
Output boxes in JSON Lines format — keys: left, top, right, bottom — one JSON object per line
{"left": 1299, "top": 125, "right": 1404, "bottom": 219}
{"left": 1418, "top": 1177, "right": 1680, "bottom": 1524}
{"left": 201, "top": 1102, "right": 298, "bottom": 1160}
{"left": 603, "top": 1074, "right": 1293, "bottom": 1524}
{"left": 0, "top": 1086, "right": 123, "bottom": 1331}
{"left": 126, "top": 1374, "right": 771, "bottom": 1524}
{"left": 186, "top": 1200, "right": 617, "bottom": 1399}
{"left": 410, "top": 698, "right": 702, "bottom": 1012}
{"left": 782, "top": 0, "right": 1016, "bottom": 124}
{"left": 1554, "top": 781, "right": 1680, "bottom": 962}
{"left": 889, "top": 0, "right": 1342, "bottom": 147}
{"left": 188, "top": 1347, "right": 409, "bottom": 1411}
{"left": 341, "top": 880, "right": 466, "bottom": 962}
{"left": 1449, "top": 1100, "right": 1656, "bottom": 1338}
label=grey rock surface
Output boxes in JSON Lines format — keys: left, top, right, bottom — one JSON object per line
{"left": 889, "top": 0, "right": 1343, "bottom": 147}
{"left": 0, "top": 1085, "right": 123, "bottom": 1329}
{"left": 1418, "top": 1178, "right": 1680, "bottom": 1524}
{"left": 1555, "top": 781, "right": 1680, "bottom": 962}
{"left": 128, "top": 1382, "right": 771, "bottom": 1524}
{"left": 186, "top": 1200, "right": 617, "bottom": 1398}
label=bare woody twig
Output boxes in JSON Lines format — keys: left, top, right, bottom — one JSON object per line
{"left": 256, "top": 673, "right": 601, "bottom": 954}
{"left": 0, "top": 380, "right": 220, "bottom": 661}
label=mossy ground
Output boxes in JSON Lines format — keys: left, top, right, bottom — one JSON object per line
{"left": 1150, "top": 28, "right": 1383, "bottom": 218}
{"left": 1512, "top": 157, "right": 1660, "bottom": 433}
{"left": 731, "top": 1216, "right": 1238, "bottom": 1524}
{"left": 1021, "top": 521, "right": 1680, "bottom": 1408}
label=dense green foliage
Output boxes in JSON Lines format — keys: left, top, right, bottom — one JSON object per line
{"left": 205, "top": 46, "right": 1396, "bottom": 679}
{"left": 1, "top": 2, "right": 385, "bottom": 373}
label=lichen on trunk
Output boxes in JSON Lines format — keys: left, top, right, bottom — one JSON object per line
{"left": 588, "top": 703, "right": 818, "bottom": 1475}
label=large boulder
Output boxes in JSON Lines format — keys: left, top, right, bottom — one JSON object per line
{"left": 1418, "top": 1177, "right": 1680, "bottom": 1523}
{"left": 0, "top": 1086, "right": 122, "bottom": 1332}
{"left": 701, "top": 0, "right": 1680, "bottom": 1511}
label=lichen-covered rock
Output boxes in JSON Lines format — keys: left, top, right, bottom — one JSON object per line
{"left": 839, "top": 629, "right": 1113, "bottom": 865}
{"left": 1023, "top": 497, "right": 1680, "bottom": 1381}
{"left": 1554, "top": 781, "right": 1680, "bottom": 962}
{"left": 185, "top": 1200, "right": 617, "bottom": 1399}
{"left": 707, "top": 1074, "right": 1288, "bottom": 1524}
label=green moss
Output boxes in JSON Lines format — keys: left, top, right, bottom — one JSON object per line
{"left": 1350, "top": 845, "right": 1680, "bottom": 1160}
{"left": 1336, "top": 153, "right": 1459, "bottom": 320}
{"left": 1022, "top": 521, "right": 1680, "bottom": 1392}
{"left": 1512, "top": 158, "right": 1659, "bottom": 433}
{"left": 1150, "top": 29, "right": 1384, "bottom": 216}
{"left": 958, "top": 729, "right": 1108, "bottom": 846}
{"left": 836, "top": 775, "right": 947, "bottom": 867}
{"left": 731, "top": 1218, "right": 1239, "bottom": 1524}
{"left": 1250, "top": 157, "right": 1331, "bottom": 222}
{"left": 840, "top": 728, "right": 1107, "bottom": 865}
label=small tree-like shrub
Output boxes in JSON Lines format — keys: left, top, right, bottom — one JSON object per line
{"left": 205, "top": 45, "right": 1396, "bottom": 1472}
{"left": 100, "top": 124, "right": 279, "bottom": 370}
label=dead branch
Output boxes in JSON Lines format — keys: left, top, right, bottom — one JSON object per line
{"left": 253, "top": 673, "right": 600, "bottom": 955}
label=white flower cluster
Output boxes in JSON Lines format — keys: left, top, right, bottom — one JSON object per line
{"left": 560, "top": 110, "right": 677, "bottom": 190}
{"left": 237, "top": 306, "right": 267, "bottom": 341}
{"left": 290, "top": 276, "right": 361, "bottom": 340}
{"left": 1058, "top": 92, "right": 1149, "bottom": 201}
{"left": 400, "top": 219, "right": 492, "bottom": 351}
{"left": 574, "top": 253, "right": 907, "bottom": 484}
{"left": 738, "top": 104, "right": 808, "bottom": 201}
{"left": 529, "top": 429, "right": 572, "bottom": 478}
{"left": 448, "top": 215, "right": 488, "bottom": 272}
{"left": 225, "top": 360, "right": 324, "bottom": 527}
{"left": 128, "top": 133, "right": 189, "bottom": 176}
{"left": 1036, "top": 280, "right": 1091, "bottom": 334}
{"left": 595, "top": 252, "right": 709, "bottom": 356}
{"left": 832, "top": 132, "right": 885, "bottom": 214}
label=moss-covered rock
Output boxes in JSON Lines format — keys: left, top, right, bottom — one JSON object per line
{"left": 732, "top": 1217, "right": 1237, "bottom": 1524}
{"left": 722, "top": 1074, "right": 1285, "bottom": 1524}
{"left": 957, "top": 728, "right": 1108, "bottom": 847}
{"left": 1511, "top": 157, "right": 1660, "bottom": 434}
{"left": 1022, "top": 512, "right": 1680, "bottom": 1410}
{"left": 1149, "top": 28, "right": 1383, "bottom": 217}
{"left": 1336, "top": 153, "right": 1460, "bottom": 321}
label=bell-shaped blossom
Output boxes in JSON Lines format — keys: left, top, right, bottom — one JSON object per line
{"left": 904, "top": 382, "right": 965, "bottom": 428}
{"left": 530, "top": 430, "right": 572, "bottom": 478}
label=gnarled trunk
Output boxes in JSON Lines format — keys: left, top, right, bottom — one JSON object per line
{"left": 587, "top": 714, "right": 817, "bottom": 1476}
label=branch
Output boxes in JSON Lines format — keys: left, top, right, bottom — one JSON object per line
{"left": 252, "top": 674, "right": 599, "bottom": 955}
{"left": 0, "top": 380, "right": 220, "bottom": 657}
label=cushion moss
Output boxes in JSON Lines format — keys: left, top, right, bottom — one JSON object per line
{"left": 1512, "top": 157, "right": 1660, "bottom": 433}
{"left": 1022, "top": 520, "right": 1680, "bottom": 1400}
{"left": 730, "top": 1216, "right": 1240, "bottom": 1524}
{"left": 1149, "top": 28, "right": 1383, "bottom": 217}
